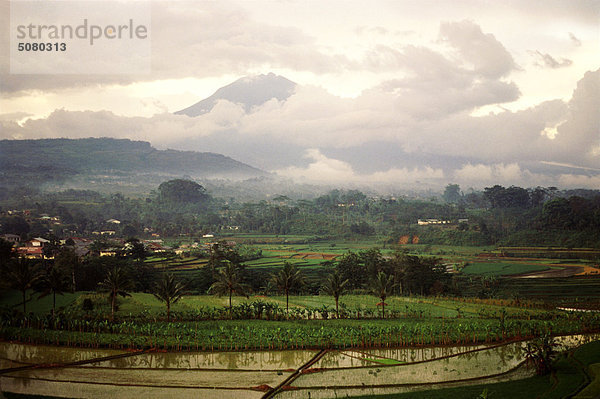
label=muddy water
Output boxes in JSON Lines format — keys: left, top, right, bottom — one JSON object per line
{"left": 277, "top": 365, "right": 535, "bottom": 399}
{"left": 316, "top": 344, "right": 490, "bottom": 368}
{"left": 0, "top": 344, "right": 312, "bottom": 398}
{"left": 0, "top": 334, "right": 597, "bottom": 398}
{"left": 294, "top": 341, "right": 527, "bottom": 388}
{"left": 0, "top": 344, "right": 125, "bottom": 367}
{"left": 87, "top": 349, "right": 316, "bottom": 370}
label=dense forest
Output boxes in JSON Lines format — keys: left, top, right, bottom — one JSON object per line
{"left": 1, "top": 179, "right": 599, "bottom": 248}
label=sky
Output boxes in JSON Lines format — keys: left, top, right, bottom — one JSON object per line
{"left": 1, "top": 0, "right": 599, "bottom": 191}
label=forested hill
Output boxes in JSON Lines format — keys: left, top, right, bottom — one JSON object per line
{"left": 0, "top": 138, "right": 266, "bottom": 183}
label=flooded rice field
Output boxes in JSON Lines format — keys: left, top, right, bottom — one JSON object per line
{"left": 1, "top": 334, "right": 597, "bottom": 398}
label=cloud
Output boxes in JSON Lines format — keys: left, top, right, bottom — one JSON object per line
{"left": 438, "top": 20, "right": 517, "bottom": 79}
{"left": 454, "top": 163, "right": 533, "bottom": 185}
{"left": 551, "top": 69, "right": 600, "bottom": 166}
{"left": 568, "top": 32, "right": 582, "bottom": 47}
{"left": 530, "top": 50, "right": 573, "bottom": 69}
{"left": 275, "top": 149, "right": 445, "bottom": 186}
{"left": 276, "top": 149, "right": 357, "bottom": 183}
{"left": 2, "top": 69, "right": 597, "bottom": 185}
{"left": 1, "top": 1, "right": 351, "bottom": 94}
{"left": 0, "top": 112, "right": 32, "bottom": 122}
{"left": 557, "top": 173, "right": 600, "bottom": 188}
{"left": 452, "top": 162, "right": 600, "bottom": 189}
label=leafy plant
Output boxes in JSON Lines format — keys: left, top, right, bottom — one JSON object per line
{"left": 209, "top": 261, "right": 248, "bottom": 319}
{"left": 523, "top": 333, "right": 557, "bottom": 375}
{"left": 321, "top": 270, "right": 348, "bottom": 318}
{"left": 271, "top": 261, "right": 304, "bottom": 314}
{"left": 98, "top": 266, "right": 133, "bottom": 321}
{"left": 153, "top": 273, "right": 186, "bottom": 321}
{"left": 371, "top": 271, "right": 395, "bottom": 318}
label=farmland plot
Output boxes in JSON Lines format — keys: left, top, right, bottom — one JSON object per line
{"left": 1, "top": 335, "right": 598, "bottom": 399}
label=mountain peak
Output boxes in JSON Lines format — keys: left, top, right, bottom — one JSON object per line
{"left": 175, "top": 73, "right": 296, "bottom": 117}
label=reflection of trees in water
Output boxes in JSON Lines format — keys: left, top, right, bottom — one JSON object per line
{"left": 317, "top": 352, "right": 343, "bottom": 368}
{"left": 4, "top": 374, "right": 33, "bottom": 389}
{"left": 213, "top": 352, "right": 240, "bottom": 370}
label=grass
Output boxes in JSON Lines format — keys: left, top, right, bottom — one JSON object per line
{"left": 0, "top": 289, "right": 563, "bottom": 322}
{"left": 0, "top": 290, "right": 83, "bottom": 314}
{"left": 462, "top": 261, "right": 550, "bottom": 276}
{"left": 576, "top": 363, "right": 600, "bottom": 398}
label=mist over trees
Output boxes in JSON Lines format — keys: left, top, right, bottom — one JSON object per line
{"left": 1, "top": 180, "right": 599, "bottom": 248}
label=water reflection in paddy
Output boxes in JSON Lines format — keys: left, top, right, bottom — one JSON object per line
{"left": 317, "top": 344, "right": 490, "bottom": 368}
{"left": 0, "top": 334, "right": 598, "bottom": 399}
{"left": 0, "top": 344, "right": 125, "bottom": 366}
{"left": 88, "top": 349, "right": 317, "bottom": 370}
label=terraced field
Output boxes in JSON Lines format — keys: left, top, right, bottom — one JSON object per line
{"left": 1, "top": 335, "right": 598, "bottom": 398}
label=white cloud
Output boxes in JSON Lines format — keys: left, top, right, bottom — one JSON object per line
{"left": 276, "top": 149, "right": 356, "bottom": 183}
{"left": 557, "top": 173, "right": 600, "bottom": 188}
{"left": 438, "top": 20, "right": 516, "bottom": 78}
{"left": 454, "top": 163, "right": 529, "bottom": 184}
{"left": 529, "top": 50, "right": 573, "bottom": 69}
{"left": 275, "top": 149, "right": 445, "bottom": 186}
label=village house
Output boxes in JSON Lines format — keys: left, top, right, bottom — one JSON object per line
{"left": 1, "top": 234, "right": 21, "bottom": 244}
{"left": 16, "top": 237, "right": 51, "bottom": 259}
{"left": 418, "top": 219, "right": 451, "bottom": 225}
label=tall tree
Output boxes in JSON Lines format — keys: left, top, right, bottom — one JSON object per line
{"left": 336, "top": 252, "right": 366, "bottom": 290}
{"left": 271, "top": 262, "right": 304, "bottom": 314}
{"left": 209, "top": 261, "right": 247, "bottom": 318}
{"left": 443, "top": 184, "right": 462, "bottom": 204}
{"left": 371, "top": 271, "right": 395, "bottom": 318}
{"left": 54, "top": 247, "right": 79, "bottom": 291}
{"left": 98, "top": 266, "right": 133, "bottom": 321}
{"left": 321, "top": 270, "right": 348, "bottom": 318}
{"left": 157, "top": 179, "right": 210, "bottom": 207}
{"left": 123, "top": 237, "right": 147, "bottom": 261}
{"left": 5, "top": 258, "right": 42, "bottom": 314}
{"left": 153, "top": 273, "right": 186, "bottom": 322}
{"left": 38, "top": 265, "right": 71, "bottom": 316}
{"left": 0, "top": 238, "right": 16, "bottom": 273}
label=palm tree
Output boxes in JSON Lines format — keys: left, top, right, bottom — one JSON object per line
{"left": 208, "top": 261, "right": 247, "bottom": 319}
{"left": 38, "top": 265, "right": 71, "bottom": 316}
{"left": 98, "top": 266, "right": 133, "bottom": 321}
{"left": 271, "top": 262, "right": 304, "bottom": 314}
{"left": 321, "top": 270, "right": 348, "bottom": 318}
{"left": 371, "top": 271, "right": 395, "bottom": 318}
{"left": 5, "top": 258, "right": 42, "bottom": 314}
{"left": 523, "top": 334, "right": 557, "bottom": 375}
{"left": 153, "top": 273, "right": 186, "bottom": 321}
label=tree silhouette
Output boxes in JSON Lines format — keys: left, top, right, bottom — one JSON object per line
{"left": 371, "top": 271, "right": 395, "bottom": 318}
{"left": 321, "top": 270, "right": 348, "bottom": 318}
{"left": 271, "top": 262, "right": 304, "bottom": 314}
{"left": 209, "top": 261, "right": 247, "bottom": 319}
{"left": 38, "top": 265, "right": 71, "bottom": 316}
{"left": 98, "top": 266, "right": 133, "bottom": 321}
{"left": 0, "top": 238, "right": 16, "bottom": 271}
{"left": 153, "top": 273, "right": 186, "bottom": 321}
{"left": 5, "top": 258, "right": 42, "bottom": 314}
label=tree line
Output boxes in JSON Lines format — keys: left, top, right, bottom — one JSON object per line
{"left": 0, "top": 241, "right": 448, "bottom": 321}
{"left": 1, "top": 180, "right": 599, "bottom": 248}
